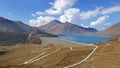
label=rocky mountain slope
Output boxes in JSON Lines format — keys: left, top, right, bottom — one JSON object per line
{"left": 96, "top": 22, "right": 120, "bottom": 36}
{"left": 0, "top": 17, "right": 45, "bottom": 34}
{"left": 39, "top": 20, "right": 97, "bottom": 36}
{"left": 0, "top": 17, "right": 56, "bottom": 46}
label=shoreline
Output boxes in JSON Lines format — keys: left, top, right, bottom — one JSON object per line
{"left": 40, "top": 37, "right": 94, "bottom": 46}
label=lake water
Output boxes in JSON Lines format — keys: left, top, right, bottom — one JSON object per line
{"left": 58, "top": 36, "right": 112, "bottom": 44}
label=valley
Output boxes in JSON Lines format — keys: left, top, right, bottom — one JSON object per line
{"left": 0, "top": 37, "right": 120, "bottom": 68}
{"left": 0, "top": 44, "right": 94, "bottom": 68}
{"left": 0, "top": 5, "right": 120, "bottom": 68}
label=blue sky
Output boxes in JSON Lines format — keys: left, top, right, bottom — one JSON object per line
{"left": 0, "top": 0, "right": 120, "bottom": 30}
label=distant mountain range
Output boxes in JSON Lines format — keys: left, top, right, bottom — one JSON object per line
{"left": 0, "top": 17, "right": 57, "bottom": 35}
{"left": 96, "top": 22, "right": 120, "bottom": 36}
{"left": 0, "top": 16, "right": 120, "bottom": 37}
{"left": 0, "top": 16, "right": 120, "bottom": 45}
{"left": 39, "top": 20, "right": 97, "bottom": 36}
{"left": 0, "top": 17, "right": 56, "bottom": 46}
{"left": 0, "top": 17, "right": 45, "bottom": 34}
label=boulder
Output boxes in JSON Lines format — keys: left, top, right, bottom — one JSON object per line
{"left": 27, "top": 32, "right": 42, "bottom": 44}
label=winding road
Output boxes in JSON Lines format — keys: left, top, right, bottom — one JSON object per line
{"left": 64, "top": 45, "right": 98, "bottom": 68}
{"left": 21, "top": 48, "right": 61, "bottom": 65}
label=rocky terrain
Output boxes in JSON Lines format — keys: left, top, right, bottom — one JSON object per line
{"left": 0, "top": 17, "right": 56, "bottom": 46}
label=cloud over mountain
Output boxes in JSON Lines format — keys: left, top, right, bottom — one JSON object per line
{"left": 45, "top": 0, "right": 77, "bottom": 15}
{"left": 90, "top": 16, "right": 109, "bottom": 27}
{"left": 29, "top": 0, "right": 120, "bottom": 28}
{"left": 102, "top": 5, "right": 120, "bottom": 14}
{"left": 29, "top": 16, "right": 55, "bottom": 27}
{"left": 59, "top": 8, "right": 81, "bottom": 23}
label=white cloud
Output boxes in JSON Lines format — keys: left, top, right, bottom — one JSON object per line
{"left": 31, "top": 12, "right": 44, "bottom": 17}
{"left": 29, "top": 0, "right": 120, "bottom": 27}
{"left": 59, "top": 15, "right": 67, "bottom": 23}
{"left": 80, "top": 7, "right": 102, "bottom": 20}
{"left": 45, "top": 8, "right": 61, "bottom": 15}
{"left": 31, "top": 14, "right": 36, "bottom": 16}
{"left": 59, "top": 6, "right": 120, "bottom": 23}
{"left": 80, "top": 24, "right": 89, "bottom": 28}
{"left": 90, "top": 15, "right": 109, "bottom": 27}
{"left": 45, "top": 0, "right": 77, "bottom": 15}
{"left": 102, "top": 5, "right": 120, "bottom": 14}
{"left": 36, "top": 11, "right": 45, "bottom": 15}
{"left": 29, "top": 16, "right": 55, "bottom": 27}
{"left": 29, "top": 19, "right": 38, "bottom": 26}
{"left": 29, "top": 0, "right": 77, "bottom": 26}
{"left": 59, "top": 8, "right": 81, "bottom": 23}
{"left": 59, "top": 7, "right": 102, "bottom": 23}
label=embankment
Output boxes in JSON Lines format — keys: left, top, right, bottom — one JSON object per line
{"left": 40, "top": 37, "right": 93, "bottom": 46}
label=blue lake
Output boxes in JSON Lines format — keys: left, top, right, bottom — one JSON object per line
{"left": 58, "top": 36, "right": 112, "bottom": 44}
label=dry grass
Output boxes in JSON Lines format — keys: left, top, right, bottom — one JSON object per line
{"left": 0, "top": 44, "right": 94, "bottom": 68}
{"left": 57, "top": 49, "right": 92, "bottom": 66}
{"left": 77, "top": 39, "right": 120, "bottom": 68}
{"left": 0, "top": 45, "right": 42, "bottom": 66}
{"left": 1, "top": 39, "right": 120, "bottom": 68}
{"left": 1, "top": 37, "right": 120, "bottom": 68}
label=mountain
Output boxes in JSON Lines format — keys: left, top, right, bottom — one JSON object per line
{"left": 0, "top": 17, "right": 56, "bottom": 46}
{"left": 39, "top": 20, "right": 97, "bottom": 36}
{"left": 96, "top": 22, "right": 120, "bottom": 36}
{"left": 0, "top": 17, "right": 46, "bottom": 34}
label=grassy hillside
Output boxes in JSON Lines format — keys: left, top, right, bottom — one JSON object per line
{"left": 76, "top": 37, "right": 120, "bottom": 68}
{"left": 0, "top": 37, "right": 120, "bottom": 68}
{"left": 0, "top": 44, "right": 94, "bottom": 68}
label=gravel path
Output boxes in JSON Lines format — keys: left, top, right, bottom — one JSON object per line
{"left": 21, "top": 48, "right": 61, "bottom": 65}
{"left": 64, "top": 45, "right": 98, "bottom": 68}
{"left": 21, "top": 52, "right": 46, "bottom": 65}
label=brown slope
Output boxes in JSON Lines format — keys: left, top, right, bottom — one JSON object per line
{"left": 0, "top": 17, "right": 25, "bottom": 33}
{"left": 0, "top": 17, "right": 57, "bottom": 46}
{"left": 0, "top": 17, "right": 54, "bottom": 35}
{"left": 77, "top": 36, "right": 120, "bottom": 68}
{"left": 0, "top": 17, "right": 47, "bottom": 34}
{"left": 13, "top": 21, "right": 37, "bottom": 33}
{"left": 39, "top": 20, "right": 97, "bottom": 35}
{"left": 96, "top": 22, "right": 120, "bottom": 36}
